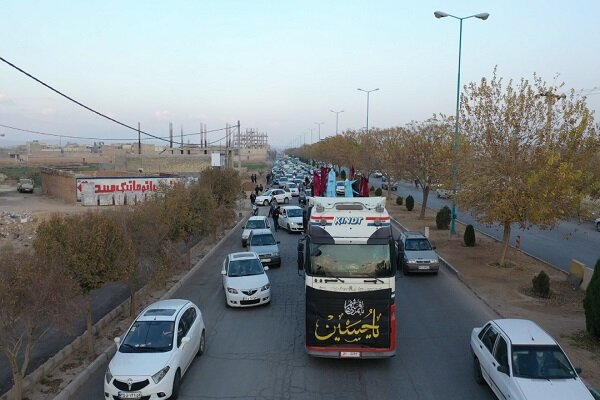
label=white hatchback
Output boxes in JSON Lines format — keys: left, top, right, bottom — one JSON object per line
{"left": 470, "top": 319, "right": 593, "bottom": 400}
{"left": 278, "top": 206, "right": 304, "bottom": 232}
{"left": 241, "top": 216, "right": 270, "bottom": 247}
{"left": 104, "top": 299, "right": 206, "bottom": 400}
{"left": 222, "top": 252, "right": 271, "bottom": 307}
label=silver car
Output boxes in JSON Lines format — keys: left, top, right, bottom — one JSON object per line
{"left": 397, "top": 231, "right": 440, "bottom": 275}
{"left": 241, "top": 216, "right": 270, "bottom": 246}
{"left": 248, "top": 229, "right": 281, "bottom": 267}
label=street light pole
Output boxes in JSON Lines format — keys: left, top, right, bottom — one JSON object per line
{"left": 314, "top": 122, "right": 324, "bottom": 141}
{"left": 330, "top": 109, "right": 344, "bottom": 135}
{"left": 309, "top": 128, "right": 313, "bottom": 144}
{"left": 357, "top": 88, "right": 379, "bottom": 134}
{"left": 434, "top": 10, "right": 489, "bottom": 235}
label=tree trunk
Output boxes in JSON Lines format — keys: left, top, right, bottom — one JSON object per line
{"left": 85, "top": 294, "right": 95, "bottom": 360}
{"left": 499, "top": 222, "right": 511, "bottom": 266}
{"left": 420, "top": 186, "right": 430, "bottom": 220}
{"left": 6, "top": 351, "right": 23, "bottom": 400}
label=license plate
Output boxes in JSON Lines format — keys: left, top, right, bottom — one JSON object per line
{"left": 118, "top": 392, "right": 142, "bottom": 399}
{"left": 262, "top": 258, "right": 271, "bottom": 262}
{"left": 245, "top": 296, "right": 257, "bottom": 301}
{"left": 418, "top": 266, "right": 430, "bottom": 270}
{"left": 340, "top": 351, "right": 360, "bottom": 358}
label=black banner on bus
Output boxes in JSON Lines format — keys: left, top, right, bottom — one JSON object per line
{"left": 306, "top": 287, "right": 391, "bottom": 348}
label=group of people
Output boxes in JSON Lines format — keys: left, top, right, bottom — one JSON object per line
{"left": 250, "top": 193, "right": 281, "bottom": 230}
{"left": 250, "top": 173, "right": 258, "bottom": 183}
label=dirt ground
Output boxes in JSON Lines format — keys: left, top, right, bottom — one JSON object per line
{"left": 385, "top": 195, "right": 600, "bottom": 389}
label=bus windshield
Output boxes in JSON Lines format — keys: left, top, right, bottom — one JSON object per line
{"left": 308, "top": 243, "right": 392, "bottom": 278}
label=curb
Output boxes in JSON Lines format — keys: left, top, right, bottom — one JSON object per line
{"left": 51, "top": 214, "right": 249, "bottom": 400}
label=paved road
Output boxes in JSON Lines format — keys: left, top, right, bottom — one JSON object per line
{"left": 73, "top": 197, "right": 497, "bottom": 400}
{"left": 372, "top": 178, "right": 600, "bottom": 272}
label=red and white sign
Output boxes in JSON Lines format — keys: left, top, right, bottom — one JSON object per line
{"left": 75, "top": 176, "right": 183, "bottom": 201}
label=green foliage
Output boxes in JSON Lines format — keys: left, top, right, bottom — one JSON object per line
{"left": 532, "top": 270, "right": 551, "bottom": 298}
{"left": 405, "top": 195, "right": 414, "bottom": 211}
{"left": 584, "top": 259, "right": 600, "bottom": 337}
{"left": 0, "top": 166, "right": 42, "bottom": 186}
{"left": 374, "top": 188, "right": 382, "bottom": 196}
{"left": 436, "top": 206, "right": 451, "bottom": 229}
{"left": 464, "top": 224, "right": 476, "bottom": 246}
{"left": 396, "top": 196, "right": 404, "bottom": 206}
{"left": 370, "top": 185, "right": 375, "bottom": 192}
{"left": 340, "top": 170, "right": 347, "bottom": 180}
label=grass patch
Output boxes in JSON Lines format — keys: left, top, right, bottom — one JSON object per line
{"left": 0, "top": 166, "right": 42, "bottom": 185}
{"left": 242, "top": 162, "right": 267, "bottom": 170}
{"left": 564, "top": 330, "right": 600, "bottom": 356}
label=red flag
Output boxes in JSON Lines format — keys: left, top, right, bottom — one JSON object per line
{"left": 350, "top": 166, "right": 355, "bottom": 180}
{"left": 313, "top": 171, "right": 321, "bottom": 196}
{"left": 320, "top": 167, "right": 328, "bottom": 197}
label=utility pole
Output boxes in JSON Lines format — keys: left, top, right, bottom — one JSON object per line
{"left": 169, "top": 122, "right": 173, "bottom": 148}
{"left": 314, "top": 122, "right": 324, "bottom": 141}
{"left": 330, "top": 110, "right": 344, "bottom": 135}
{"left": 138, "top": 122, "right": 141, "bottom": 155}
{"left": 180, "top": 125, "right": 183, "bottom": 148}
{"left": 237, "top": 121, "right": 242, "bottom": 171}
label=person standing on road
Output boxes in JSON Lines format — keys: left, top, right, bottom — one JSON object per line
{"left": 250, "top": 192, "right": 256, "bottom": 205}
{"left": 272, "top": 206, "right": 281, "bottom": 232}
{"left": 268, "top": 195, "right": 276, "bottom": 217}
{"left": 255, "top": 184, "right": 260, "bottom": 196}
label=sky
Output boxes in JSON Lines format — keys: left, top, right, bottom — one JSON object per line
{"left": 0, "top": 0, "right": 599, "bottom": 149}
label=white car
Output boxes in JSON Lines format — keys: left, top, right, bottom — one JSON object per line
{"left": 595, "top": 216, "right": 600, "bottom": 232}
{"left": 285, "top": 182, "right": 300, "bottom": 197}
{"left": 471, "top": 319, "right": 593, "bottom": 400}
{"left": 255, "top": 189, "right": 292, "bottom": 206}
{"left": 242, "top": 216, "right": 270, "bottom": 246}
{"left": 335, "top": 181, "right": 345, "bottom": 196}
{"left": 105, "top": 299, "right": 206, "bottom": 400}
{"left": 278, "top": 206, "right": 304, "bottom": 232}
{"left": 222, "top": 252, "right": 271, "bottom": 307}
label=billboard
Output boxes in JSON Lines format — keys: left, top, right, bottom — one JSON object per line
{"left": 211, "top": 152, "right": 222, "bottom": 167}
{"left": 75, "top": 176, "right": 183, "bottom": 202}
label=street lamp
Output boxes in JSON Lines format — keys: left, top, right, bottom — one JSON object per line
{"left": 434, "top": 10, "right": 489, "bottom": 235}
{"left": 330, "top": 109, "right": 344, "bottom": 135}
{"left": 357, "top": 88, "right": 379, "bottom": 134}
{"left": 309, "top": 128, "right": 313, "bottom": 144}
{"left": 314, "top": 122, "right": 324, "bottom": 141}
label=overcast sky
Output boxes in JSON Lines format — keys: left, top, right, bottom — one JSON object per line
{"left": 1, "top": 0, "right": 599, "bottom": 149}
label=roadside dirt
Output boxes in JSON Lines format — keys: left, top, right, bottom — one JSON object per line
{"left": 385, "top": 195, "right": 600, "bottom": 389}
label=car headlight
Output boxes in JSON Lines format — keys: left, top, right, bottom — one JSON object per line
{"left": 151, "top": 365, "right": 170, "bottom": 384}
{"left": 227, "top": 287, "right": 238, "bottom": 294}
{"left": 105, "top": 367, "right": 113, "bottom": 384}
{"left": 289, "top": 222, "right": 297, "bottom": 227}
{"left": 261, "top": 283, "right": 271, "bottom": 291}
{"left": 407, "top": 260, "right": 418, "bottom": 264}
{"left": 272, "top": 252, "right": 279, "bottom": 257}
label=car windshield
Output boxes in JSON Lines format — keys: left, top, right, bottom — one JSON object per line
{"left": 404, "top": 238, "right": 432, "bottom": 251}
{"left": 250, "top": 234, "right": 276, "bottom": 246}
{"left": 287, "top": 209, "right": 303, "bottom": 217}
{"left": 309, "top": 243, "right": 393, "bottom": 278}
{"left": 120, "top": 321, "right": 174, "bottom": 353}
{"left": 511, "top": 345, "right": 576, "bottom": 380}
{"left": 288, "top": 183, "right": 297, "bottom": 188}
{"left": 262, "top": 190, "right": 273, "bottom": 196}
{"left": 228, "top": 258, "right": 264, "bottom": 277}
{"left": 246, "top": 220, "right": 266, "bottom": 229}
{"left": 20, "top": 179, "right": 33, "bottom": 184}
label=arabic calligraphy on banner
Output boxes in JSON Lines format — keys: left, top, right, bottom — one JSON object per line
{"left": 75, "top": 176, "right": 183, "bottom": 201}
{"left": 306, "top": 287, "right": 391, "bottom": 348}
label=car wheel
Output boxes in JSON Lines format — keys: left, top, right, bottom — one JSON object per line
{"left": 170, "top": 369, "right": 181, "bottom": 400}
{"left": 473, "top": 356, "right": 485, "bottom": 385}
{"left": 597, "top": 222, "right": 600, "bottom": 232}
{"left": 287, "top": 224, "right": 291, "bottom": 232}
{"left": 263, "top": 200, "right": 269, "bottom": 206}
{"left": 284, "top": 197, "right": 289, "bottom": 204}
{"left": 402, "top": 261, "right": 409, "bottom": 276}
{"left": 197, "top": 330, "right": 205, "bottom": 357}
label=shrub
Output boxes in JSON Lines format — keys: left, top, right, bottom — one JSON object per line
{"left": 584, "top": 259, "right": 600, "bottom": 337}
{"left": 340, "top": 170, "right": 347, "bottom": 180}
{"left": 464, "top": 224, "right": 476, "bottom": 246}
{"left": 405, "top": 195, "right": 414, "bottom": 211}
{"left": 395, "top": 196, "right": 404, "bottom": 206}
{"left": 436, "top": 206, "right": 451, "bottom": 229}
{"left": 532, "top": 270, "right": 550, "bottom": 298}
{"left": 370, "top": 186, "right": 375, "bottom": 192}
{"left": 374, "top": 188, "right": 382, "bottom": 196}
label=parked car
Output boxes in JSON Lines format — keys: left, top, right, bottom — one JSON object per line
{"left": 373, "top": 171, "right": 383, "bottom": 178}
{"left": 278, "top": 206, "right": 304, "bottom": 232}
{"left": 299, "top": 188, "right": 312, "bottom": 205}
{"left": 221, "top": 252, "right": 271, "bottom": 307}
{"left": 248, "top": 229, "right": 281, "bottom": 267}
{"left": 104, "top": 299, "right": 206, "bottom": 400}
{"left": 255, "top": 189, "right": 292, "bottom": 206}
{"left": 284, "top": 182, "right": 300, "bottom": 197}
{"left": 17, "top": 178, "right": 34, "bottom": 193}
{"left": 396, "top": 231, "right": 440, "bottom": 275}
{"left": 335, "top": 181, "right": 345, "bottom": 196}
{"left": 470, "top": 319, "right": 593, "bottom": 400}
{"left": 241, "top": 216, "right": 270, "bottom": 246}
{"left": 437, "top": 188, "right": 452, "bottom": 199}
{"left": 595, "top": 216, "right": 600, "bottom": 232}
{"left": 381, "top": 180, "right": 398, "bottom": 191}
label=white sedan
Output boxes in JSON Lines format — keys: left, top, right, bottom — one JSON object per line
{"left": 278, "top": 206, "right": 304, "bottom": 232}
{"left": 471, "top": 319, "right": 593, "bottom": 400}
{"left": 595, "top": 216, "right": 600, "bottom": 232}
{"left": 222, "top": 252, "right": 271, "bottom": 307}
{"left": 105, "top": 299, "right": 205, "bottom": 400}
{"left": 255, "top": 188, "right": 292, "bottom": 206}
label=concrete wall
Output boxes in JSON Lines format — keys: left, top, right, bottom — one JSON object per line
{"left": 125, "top": 154, "right": 212, "bottom": 174}
{"left": 41, "top": 168, "right": 76, "bottom": 203}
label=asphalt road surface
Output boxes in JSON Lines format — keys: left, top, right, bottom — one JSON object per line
{"left": 72, "top": 196, "right": 497, "bottom": 400}
{"left": 372, "top": 178, "right": 600, "bottom": 272}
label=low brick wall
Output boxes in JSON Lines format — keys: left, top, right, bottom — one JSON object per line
{"left": 40, "top": 168, "right": 76, "bottom": 203}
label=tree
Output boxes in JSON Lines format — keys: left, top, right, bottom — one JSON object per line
{"left": 583, "top": 259, "right": 600, "bottom": 338}
{"left": 34, "top": 212, "right": 130, "bottom": 359}
{"left": 459, "top": 69, "right": 599, "bottom": 265}
{"left": 399, "top": 117, "right": 454, "bottom": 219}
{"left": 0, "top": 249, "right": 78, "bottom": 400}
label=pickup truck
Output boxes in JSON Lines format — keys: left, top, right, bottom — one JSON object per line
{"left": 17, "top": 178, "right": 34, "bottom": 193}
